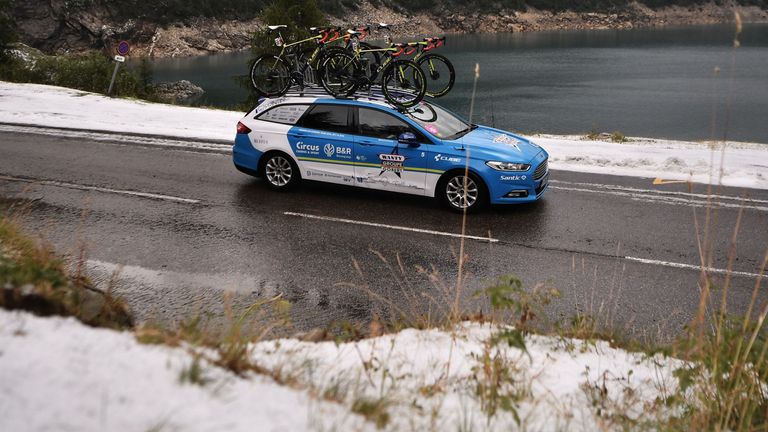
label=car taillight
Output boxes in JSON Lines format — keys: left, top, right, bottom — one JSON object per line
{"left": 236, "top": 122, "right": 251, "bottom": 134}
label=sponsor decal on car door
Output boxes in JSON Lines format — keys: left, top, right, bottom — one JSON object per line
{"left": 352, "top": 108, "right": 428, "bottom": 195}
{"left": 288, "top": 104, "right": 355, "bottom": 185}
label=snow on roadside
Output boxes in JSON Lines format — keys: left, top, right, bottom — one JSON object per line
{"left": 0, "top": 82, "right": 241, "bottom": 142}
{"left": 536, "top": 134, "right": 768, "bottom": 190}
{"left": 0, "top": 308, "right": 685, "bottom": 431}
{"left": 252, "top": 325, "right": 685, "bottom": 431}
{"left": 2, "top": 81, "right": 765, "bottom": 189}
{"left": 0, "top": 309, "right": 369, "bottom": 432}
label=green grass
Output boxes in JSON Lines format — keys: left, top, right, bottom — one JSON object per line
{"left": 0, "top": 211, "right": 132, "bottom": 329}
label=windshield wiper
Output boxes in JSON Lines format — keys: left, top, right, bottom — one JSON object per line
{"left": 448, "top": 124, "right": 478, "bottom": 140}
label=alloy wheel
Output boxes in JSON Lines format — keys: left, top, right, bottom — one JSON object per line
{"left": 446, "top": 176, "right": 478, "bottom": 209}
{"left": 265, "top": 156, "right": 293, "bottom": 187}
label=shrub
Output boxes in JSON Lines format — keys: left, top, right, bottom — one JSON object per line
{"left": 0, "top": 0, "right": 16, "bottom": 60}
{"left": 611, "top": 130, "right": 627, "bottom": 142}
{"left": 0, "top": 50, "right": 155, "bottom": 99}
{"left": 238, "top": 0, "right": 326, "bottom": 108}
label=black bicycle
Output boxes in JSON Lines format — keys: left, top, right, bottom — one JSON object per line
{"left": 250, "top": 25, "right": 342, "bottom": 96}
{"left": 319, "top": 28, "right": 427, "bottom": 108}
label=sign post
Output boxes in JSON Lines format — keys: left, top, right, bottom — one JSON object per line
{"left": 107, "top": 41, "right": 131, "bottom": 97}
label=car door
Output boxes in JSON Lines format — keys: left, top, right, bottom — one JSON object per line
{"left": 352, "top": 107, "right": 429, "bottom": 195}
{"left": 288, "top": 103, "right": 355, "bottom": 185}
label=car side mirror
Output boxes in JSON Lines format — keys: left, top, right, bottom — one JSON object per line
{"left": 398, "top": 132, "right": 419, "bottom": 147}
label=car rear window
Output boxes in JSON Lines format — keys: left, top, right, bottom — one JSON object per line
{"left": 298, "top": 104, "right": 352, "bottom": 134}
{"left": 257, "top": 104, "right": 311, "bottom": 125}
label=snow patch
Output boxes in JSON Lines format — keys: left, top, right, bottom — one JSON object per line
{"left": 0, "top": 309, "right": 368, "bottom": 432}
{"left": 0, "top": 309, "right": 685, "bottom": 431}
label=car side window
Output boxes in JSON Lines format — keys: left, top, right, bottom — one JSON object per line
{"left": 358, "top": 108, "right": 428, "bottom": 142}
{"left": 298, "top": 104, "right": 351, "bottom": 134}
{"left": 256, "top": 104, "right": 311, "bottom": 125}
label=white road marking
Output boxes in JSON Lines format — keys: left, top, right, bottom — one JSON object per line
{"left": 625, "top": 256, "right": 763, "bottom": 279}
{"left": 0, "top": 124, "right": 232, "bottom": 154}
{"left": 284, "top": 211, "right": 499, "bottom": 243}
{"left": 550, "top": 182, "right": 768, "bottom": 212}
{"left": 552, "top": 179, "right": 768, "bottom": 204}
{"left": 0, "top": 174, "right": 200, "bottom": 204}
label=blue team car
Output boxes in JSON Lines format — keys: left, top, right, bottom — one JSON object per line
{"left": 233, "top": 93, "right": 549, "bottom": 212}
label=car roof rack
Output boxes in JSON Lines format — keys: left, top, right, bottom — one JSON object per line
{"left": 279, "top": 84, "right": 426, "bottom": 110}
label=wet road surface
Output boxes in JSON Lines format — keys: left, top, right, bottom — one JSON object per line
{"left": 1, "top": 128, "right": 766, "bottom": 339}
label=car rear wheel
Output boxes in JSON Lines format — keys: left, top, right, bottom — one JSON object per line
{"left": 439, "top": 172, "right": 486, "bottom": 213}
{"left": 261, "top": 152, "right": 300, "bottom": 190}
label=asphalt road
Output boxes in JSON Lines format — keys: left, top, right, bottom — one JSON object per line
{"left": 1, "top": 127, "right": 766, "bottom": 340}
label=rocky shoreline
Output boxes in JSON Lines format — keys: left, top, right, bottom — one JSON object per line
{"left": 11, "top": 1, "right": 768, "bottom": 58}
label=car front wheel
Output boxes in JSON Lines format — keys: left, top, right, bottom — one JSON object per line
{"left": 439, "top": 172, "right": 486, "bottom": 213}
{"left": 262, "top": 152, "right": 300, "bottom": 190}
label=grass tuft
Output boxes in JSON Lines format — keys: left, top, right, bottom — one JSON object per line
{"left": 0, "top": 212, "right": 132, "bottom": 329}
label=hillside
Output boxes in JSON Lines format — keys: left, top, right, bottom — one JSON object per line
{"left": 5, "top": 0, "right": 768, "bottom": 57}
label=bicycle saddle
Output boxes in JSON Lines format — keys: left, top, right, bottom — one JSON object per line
{"left": 311, "top": 26, "right": 340, "bottom": 32}
{"left": 377, "top": 23, "right": 390, "bottom": 29}
{"left": 267, "top": 25, "right": 287, "bottom": 31}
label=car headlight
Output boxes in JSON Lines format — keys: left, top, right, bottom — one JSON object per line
{"left": 485, "top": 161, "right": 531, "bottom": 171}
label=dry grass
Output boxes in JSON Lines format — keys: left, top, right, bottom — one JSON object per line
{"left": 0, "top": 207, "right": 132, "bottom": 329}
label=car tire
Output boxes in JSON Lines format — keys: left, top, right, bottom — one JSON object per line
{"left": 260, "top": 152, "right": 301, "bottom": 191}
{"left": 438, "top": 171, "right": 487, "bottom": 213}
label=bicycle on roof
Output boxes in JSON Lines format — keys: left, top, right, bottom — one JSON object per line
{"left": 319, "top": 24, "right": 427, "bottom": 108}
{"left": 250, "top": 25, "right": 344, "bottom": 97}
{"left": 356, "top": 24, "right": 455, "bottom": 98}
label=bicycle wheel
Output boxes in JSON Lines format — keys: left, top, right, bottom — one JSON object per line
{"left": 381, "top": 59, "right": 426, "bottom": 108}
{"left": 320, "top": 50, "right": 360, "bottom": 97}
{"left": 359, "top": 42, "right": 382, "bottom": 81}
{"left": 417, "top": 53, "right": 455, "bottom": 98}
{"left": 250, "top": 54, "right": 292, "bottom": 97}
{"left": 298, "top": 46, "right": 320, "bottom": 86}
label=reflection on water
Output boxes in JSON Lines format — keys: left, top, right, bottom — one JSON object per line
{"left": 150, "top": 24, "right": 768, "bottom": 142}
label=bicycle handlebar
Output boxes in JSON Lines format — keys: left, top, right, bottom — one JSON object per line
{"left": 423, "top": 36, "right": 446, "bottom": 51}
{"left": 315, "top": 26, "right": 341, "bottom": 43}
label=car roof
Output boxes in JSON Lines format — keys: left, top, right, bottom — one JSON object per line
{"left": 250, "top": 87, "right": 421, "bottom": 117}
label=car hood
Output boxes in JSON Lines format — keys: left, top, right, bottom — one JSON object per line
{"left": 443, "top": 126, "right": 543, "bottom": 163}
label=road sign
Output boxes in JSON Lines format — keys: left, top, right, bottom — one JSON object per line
{"left": 114, "top": 55, "right": 126, "bottom": 63}
{"left": 117, "top": 40, "right": 130, "bottom": 56}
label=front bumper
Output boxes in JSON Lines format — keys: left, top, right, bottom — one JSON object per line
{"left": 486, "top": 157, "right": 549, "bottom": 204}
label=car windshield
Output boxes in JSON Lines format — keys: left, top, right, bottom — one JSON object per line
{"left": 402, "top": 102, "right": 475, "bottom": 140}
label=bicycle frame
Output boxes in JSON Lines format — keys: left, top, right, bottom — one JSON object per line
{"left": 349, "top": 36, "right": 411, "bottom": 80}
{"left": 410, "top": 37, "right": 446, "bottom": 75}
{"left": 270, "top": 27, "right": 343, "bottom": 80}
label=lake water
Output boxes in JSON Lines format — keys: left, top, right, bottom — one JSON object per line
{"left": 151, "top": 24, "right": 768, "bottom": 143}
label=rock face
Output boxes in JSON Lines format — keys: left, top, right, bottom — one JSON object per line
{"left": 12, "top": 0, "right": 154, "bottom": 54}
{"left": 10, "top": 1, "right": 768, "bottom": 58}
{"left": 11, "top": 0, "right": 259, "bottom": 57}
{"left": 135, "top": 17, "right": 261, "bottom": 58}
{"left": 151, "top": 80, "right": 205, "bottom": 104}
